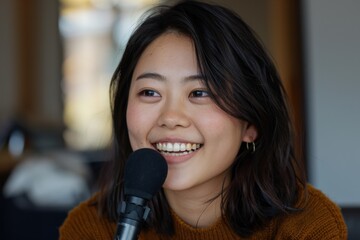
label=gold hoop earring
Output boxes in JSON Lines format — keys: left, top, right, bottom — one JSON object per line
{"left": 246, "top": 142, "right": 256, "bottom": 153}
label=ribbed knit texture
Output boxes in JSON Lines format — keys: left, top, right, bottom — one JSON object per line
{"left": 59, "top": 184, "right": 347, "bottom": 239}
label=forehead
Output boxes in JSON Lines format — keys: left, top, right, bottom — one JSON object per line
{"left": 135, "top": 33, "right": 198, "bottom": 71}
{"left": 139, "top": 32, "right": 196, "bottom": 61}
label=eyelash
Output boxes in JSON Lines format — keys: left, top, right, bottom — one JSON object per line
{"left": 138, "top": 89, "right": 160, "bottom": 97}
{"left": 137, "top": 89, "right": 209, "bottom": 99}
{"left": 189, "top": 90, "right": 209, "bottom": 98}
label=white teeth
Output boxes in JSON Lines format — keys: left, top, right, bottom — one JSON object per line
{"left": 166, "top": 142, "right": 173, "bottom": 151}
{"left": 156, "top": 142, "right": 201, "bottom": 153}
{"left": 180, "top": 143, "right": 186, "bottom": 151}
{"left": 173, "top": 143, "right": 180, "bottom": 152}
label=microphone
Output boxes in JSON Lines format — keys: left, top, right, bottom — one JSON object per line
{"left": 114, "top": 148, "right": 168, "bottom": 240}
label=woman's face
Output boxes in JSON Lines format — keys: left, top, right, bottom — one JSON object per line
{"left": 126, "top": 33, "right": 256, "bottom": 193}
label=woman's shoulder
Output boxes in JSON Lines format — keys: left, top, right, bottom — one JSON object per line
{"left": 62, "top": 193, "right": 100, "bottom": 225}
{"left": 59, "top": 193, "right": 116, "bottom": 240}
{"left": 305, "top": 184, "right": 343, "bottom": 210}
{"left": 274, "top": 184, "right": 347, "bottom": 239}
{"left": 303, "top": 184, "right": 346, "bottom": 226}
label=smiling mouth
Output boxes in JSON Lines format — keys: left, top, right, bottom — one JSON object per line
{"left": 154, "top": 142, "right": 202, "bottom": 155}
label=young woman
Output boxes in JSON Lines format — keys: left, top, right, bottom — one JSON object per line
{"left": 60, "top": 1, "right": 347, "bottom": 239}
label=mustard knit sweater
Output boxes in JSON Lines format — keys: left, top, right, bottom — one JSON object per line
{"left": 59, "top": 185, "right": 347, "bottom": 239}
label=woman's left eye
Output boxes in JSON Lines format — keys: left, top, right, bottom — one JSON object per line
{"left": 189, "top": 90, "right": 209, "bottom": 98}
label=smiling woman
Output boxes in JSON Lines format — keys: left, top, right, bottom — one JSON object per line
{"left": 126, "top": 33, "right": 254, "bottom": 195}
{"left": 59, "top": 1, "right": 347, "bottom": 239}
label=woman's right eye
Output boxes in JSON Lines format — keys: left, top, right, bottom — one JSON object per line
{"left": 138, "top": 89, "right": 161, "bottom": 97}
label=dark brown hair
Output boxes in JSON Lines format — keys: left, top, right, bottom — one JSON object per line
{"left": 98, "top": 0, "right": 306, "bottom": 237}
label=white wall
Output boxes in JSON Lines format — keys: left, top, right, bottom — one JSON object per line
{"left": 303, "top": 0, "right": 360, "bottom": 205}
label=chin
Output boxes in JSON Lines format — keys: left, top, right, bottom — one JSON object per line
{"left": 162, "top": 177, "right": 194, "bottom": 192}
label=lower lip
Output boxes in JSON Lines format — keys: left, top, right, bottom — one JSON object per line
{"left": 160, "top": 150, "right": 199, "bottom": 164}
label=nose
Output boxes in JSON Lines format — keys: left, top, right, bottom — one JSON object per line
{"left": 157, "top": 100, "right": 191, "bottom": 129}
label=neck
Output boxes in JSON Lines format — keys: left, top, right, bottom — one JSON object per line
{"left": 164, "top": 176, "right": 229, "bottom": 228}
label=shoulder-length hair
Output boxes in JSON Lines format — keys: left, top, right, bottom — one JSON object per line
{"left": 98, "top": 0, "right": 306, "bottom": 237}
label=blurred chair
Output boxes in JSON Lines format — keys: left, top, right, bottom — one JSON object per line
{"left": 0, "top": 118, "right": 109, "bottom": 240}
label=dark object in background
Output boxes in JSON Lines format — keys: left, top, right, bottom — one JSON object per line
{"left": 342, "top": 207, "right": 360, "bottom": 240}
{"left": 0, "top": 194, "right": 68, "bottom": 240}
{"left": 0, "top": 147, "right": 108, "bottom": 240}
{"left": 0, "top": 119, "right": 65, "bottom": 152}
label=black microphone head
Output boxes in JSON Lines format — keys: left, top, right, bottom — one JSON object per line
{"left": 124, "top": 148, "right": 168, "bottom": 200}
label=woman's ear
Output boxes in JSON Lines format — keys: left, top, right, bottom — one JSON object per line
{"left": 242, "top": 124, "right": 258, "bottom": 143}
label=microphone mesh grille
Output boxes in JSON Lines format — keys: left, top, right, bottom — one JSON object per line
{"left": 124, "top": 148, "right": 168, "bottom": 200}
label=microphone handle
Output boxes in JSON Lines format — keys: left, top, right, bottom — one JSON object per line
{"left": 114, "top": 196, "right": 151, "bottom": 240}
{"left": 114, "top": 218, "right": 141, "bottom": 240}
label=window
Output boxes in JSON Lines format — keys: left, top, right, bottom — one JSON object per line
{"left": 59, "top": 0, "right": 162, "bottom": 149}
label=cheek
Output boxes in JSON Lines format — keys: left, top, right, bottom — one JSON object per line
{"left": 199, "top": 110, "right": 244, "bottom": 152}
{"left": 126, "top": 104, "right": 139, "bottom": 130}
{"left": 199, "top": 108, "right": 243, "bottom": 138}
{"left": 126, "top": 104, "right": 144, "bottom": 148}
{"left": 208, "top": 120, "right": 242, "bottom": 145}
{"left": 126, "top": 102, "right": 157, "bottom": 149}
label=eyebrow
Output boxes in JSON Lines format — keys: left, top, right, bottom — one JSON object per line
{"left": 135, "top": 72, "right": 205, "bottom": 82}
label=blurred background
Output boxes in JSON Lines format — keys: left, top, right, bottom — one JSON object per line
{"left": 0, "top": 0, "right": 359, "bottom": 239}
